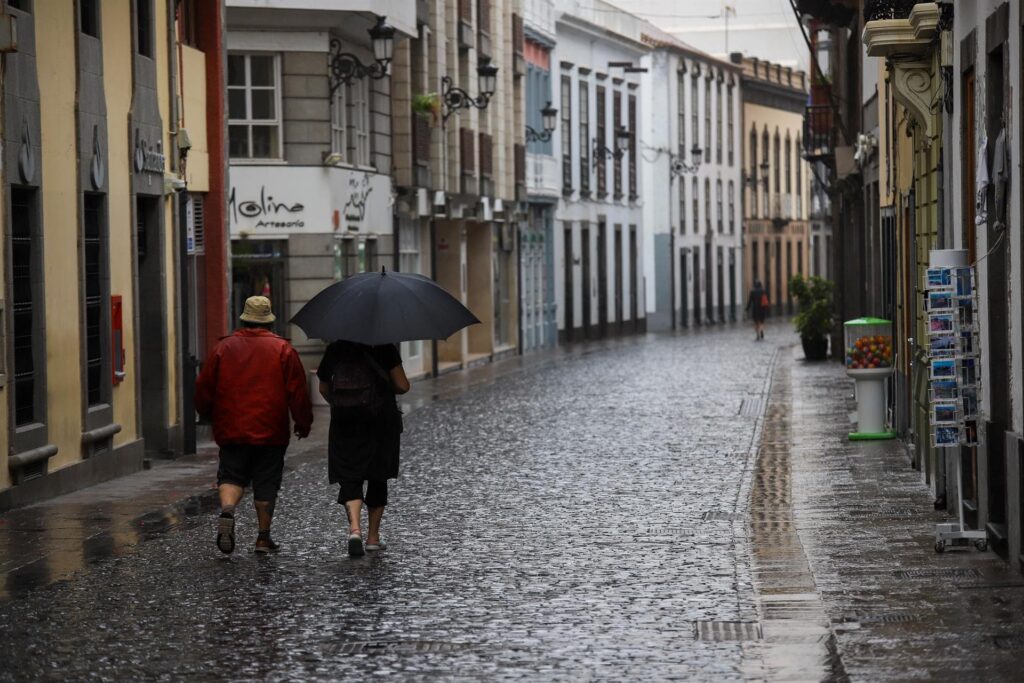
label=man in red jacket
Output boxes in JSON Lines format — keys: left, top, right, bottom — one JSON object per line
{"left": 196, "top": 296, "right": 313, "bottom": 555}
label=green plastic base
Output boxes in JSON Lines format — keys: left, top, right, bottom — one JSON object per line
{"left": 848, "top": 431, "right": 897, "bottom": 441}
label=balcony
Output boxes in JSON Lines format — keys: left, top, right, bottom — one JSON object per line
{"left": 803, "top": 105, "right": 835, "bottom": 161}
{"left": 527, "top": 151, "right": 560, "bottom": 199}
{"left": 771, "top": 193, "right": 793, "bottom": 229}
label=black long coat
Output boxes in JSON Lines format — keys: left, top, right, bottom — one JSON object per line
{"left": 317, "top": 342, "right": 403, "bottom": 482}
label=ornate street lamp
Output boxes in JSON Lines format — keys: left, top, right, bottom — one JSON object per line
{"left": 441, "top": 58, "right": 500, "bottom": 122}
{"left": 329, "top": 15, "right": 396, "bottom": 95}
{"left": 525, "top": 101, "right": 558, "bottom": 142}
{"left": 671, "top": 144, "right": 704, "bottom": 176}
{"left": 592, "top": 126, "right": 631, "bottom": 167}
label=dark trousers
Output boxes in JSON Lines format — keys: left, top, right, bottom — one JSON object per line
{"left": 338, "top": 479, "right": 388, "bottom": 507}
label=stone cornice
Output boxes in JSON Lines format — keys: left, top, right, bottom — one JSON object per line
{"left": 909, "top": 3, "right": 941, "bottom": 41}
{"left": 863, "top": 18, "right": 928, "bottom": 58}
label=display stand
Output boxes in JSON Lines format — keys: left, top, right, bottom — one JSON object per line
{"left": 926, "top": 250, "right": 986, "bottom": 553}
{"left": 843, "top": 317, "right": 896, "bottom": 440}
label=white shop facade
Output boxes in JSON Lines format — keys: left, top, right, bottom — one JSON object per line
{"left": 228, "top": 164, "right": 396, "bottom": 371}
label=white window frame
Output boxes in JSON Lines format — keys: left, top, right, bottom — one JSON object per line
{"left": 347, "top": 78, "right": 372, "bottom": 168}
{"left": 228, "top": 52, "right": 283, "bottom": 161}
{"left": 331, "top": 84, "right": 348, "bottom": 156}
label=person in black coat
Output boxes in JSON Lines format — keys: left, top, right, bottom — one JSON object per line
{"left": 317, "top": 341, "right": 410, "bottom": 558}
{"left": 746, "top": 281, "right": 769, "bottom": 341}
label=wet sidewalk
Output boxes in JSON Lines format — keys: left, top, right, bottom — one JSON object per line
{"left": 754, "top": 346, "right": 1022, "bottom": 680}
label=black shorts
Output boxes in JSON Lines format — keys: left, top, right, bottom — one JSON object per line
{"left": 217, "top": 444, "right": 287, "bottom": 501}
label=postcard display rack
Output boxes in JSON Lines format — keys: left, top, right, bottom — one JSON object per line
{"left": 844, "top": 317, "right": 897, "bottom": 440}
{"left": 926, "top": 250, "right": 987, "bottom": 552}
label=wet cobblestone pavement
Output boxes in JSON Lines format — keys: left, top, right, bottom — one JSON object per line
{"left": 1, "top": 324, "right": 1021, "bottom": 681}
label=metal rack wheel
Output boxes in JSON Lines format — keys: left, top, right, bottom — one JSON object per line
{"left": 935, "top": 540, "right": 946, "bottom": 553}
{"left": 975, "top": 539, "right": 988, "bottom": 552}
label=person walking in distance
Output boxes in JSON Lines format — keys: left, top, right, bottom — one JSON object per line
{"left": 196, "top": 296, "right": 313, "bottom": 555}
{"left": 317, "top": 341, "right": 410, "bottom": 558}
{"left": 746, "top": 280, "right": 769, "bottom": 340}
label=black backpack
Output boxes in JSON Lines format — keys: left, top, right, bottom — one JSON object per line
{"left": 329, "top": 346, "right": 391, "bottom": 421}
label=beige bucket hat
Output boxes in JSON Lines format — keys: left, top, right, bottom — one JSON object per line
{"left": 239, "top": 296, "right": 276, "bottom": 323}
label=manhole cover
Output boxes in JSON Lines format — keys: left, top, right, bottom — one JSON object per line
{"left": 702, "top": 511, "right": 744, "bottom": 522}
{"left": 329, "top": 641, "right": 473, "bottom": 655}
{"left": 894, "top": 568, "right": 981, "bottom": 579}
{"left": 694, "top": 621, "right": 762, "bottom": 641}
{"left": 739, "top": 398, "right": 762, "bottom": 417}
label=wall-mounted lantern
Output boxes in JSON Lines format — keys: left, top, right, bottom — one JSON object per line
{"left": 441, "top": 58, "right": 500, "bottom": 122}
{"left": 671, "top": 145, "right": 704, "bottom": 176}
{"left": 525, "top": 101, "right": 558, "bottom": 142}
{"left": 592, "top": 126, "right": 631, "bottom": 167}
{"left": 328, "top": 15, "right": 396, "bottom": 94}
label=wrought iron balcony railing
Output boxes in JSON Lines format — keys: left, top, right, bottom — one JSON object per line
{"left": 803, "top": 104, "right": 835, "bottom": 161}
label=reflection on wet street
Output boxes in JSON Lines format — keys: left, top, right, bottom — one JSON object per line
{"left": 1, "top": 325, "right": 1021, "bottom": 680}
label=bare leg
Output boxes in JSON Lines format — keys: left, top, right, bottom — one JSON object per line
{"left": 219, "top": 483, "right": 244, "bottom": 510}
{"left": 345, "top": 499, "right": 363, "bottom": 534}
{"left": 367, "top": 506, "right": 385, "bottom": 544}
{"left": 254, "top": 499, "right": 275, "bottom": 532}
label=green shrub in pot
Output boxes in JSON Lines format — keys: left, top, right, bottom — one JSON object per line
{"left": 789, "top": 274, "right": 834, "bottom": 360}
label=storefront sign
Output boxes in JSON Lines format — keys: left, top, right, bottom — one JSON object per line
{"left": 229, "top": 165, "right": 391, "bottom": 237}
{"left": 133, "top": 129, "right": 165, "bottom": 174}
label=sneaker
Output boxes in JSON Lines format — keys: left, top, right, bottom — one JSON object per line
{"left": 365, "top": 539, "right": 387, "bottom": 551}
{"left": 255, "top": 535, "right": 280, "bottom": 554}
{"left": 216, "top": 513, "right": 235, "bottom": 555}
{"left": 348, "top": 533, "right": 365, "bottom": 558}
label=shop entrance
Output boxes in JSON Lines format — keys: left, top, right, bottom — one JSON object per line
{"left": 136, "top": 196, "right": 168, "bottom": 456}
{"left": 563, "top": 225, "right": 574, "bottom": 341}
{"left": 679, "top": 249, "right": 689, "bottom": 328}
{"left": 614, "top": 226, "right": 623, "bottom": 333}
{"left": 597, "top": 221, "right": 608, "bottom": 337}
{"left": 231, "top": 240, "right": 288, "bottom": 338}
{"left": 692, "top": 247, "right": 701, "bottom": 325}
{"left": 581, "top": 225, "right": 591, "bottom": 338}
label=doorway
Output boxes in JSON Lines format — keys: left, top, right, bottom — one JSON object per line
{"left": 704, "top": 244, "right": 713, "bottom": 325}
{"left": 614, "top": 226, "right": 623, "bottom": 333}
{"left": 728, "top": 248, "right": 736, "bottom": 321}
{"left": 716, "top": 246, "right": 725, "bottom": 323}
{"left": 231, "top": 239, "right": 288, "bottom": 338}
{"left": 581, "top": 224, "right": 591, "bottom": 338}
{"left": 136, "top": 196, "right": 168, "bottom": 455}
{"left": 563, "top": 225, "right": 574, "bottom": 341}
{"left": 692, "top": 247, "right": 701, "bottom": 326}
{"left": 597, "top": 220, "right": 608, "bottom": 337}
{"left": 629, "top": 226, "right": 639, "bottom": 331}
{"left": 680, "top": 248, "right": 689, "bottom": 328}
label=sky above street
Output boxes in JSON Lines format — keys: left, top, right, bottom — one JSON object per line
{"left": 607, "top": 0, "right": 810, "bottom": 72}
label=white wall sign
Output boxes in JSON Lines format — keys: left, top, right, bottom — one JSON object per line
{"left": 228, "top": 165, "right": 392, "bottom": 237}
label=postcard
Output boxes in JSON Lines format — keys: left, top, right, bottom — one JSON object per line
{"left": 961, "top": 388, "right": 979, "bottom": 418}
{"left": 930, "top": 380, "right": 958, "bottom": 402}
{"left": 928, "top": 292, "right": 954, "bottom": 312}
{"left": 960, "top": 358, "right": 978, "bottom": 386}
{"left": 930, "top": 359, "right": 956, "bottom": 379}
{"left": 930, "top": 335, "right": 957, "bottom": 355}
{"left": 927, "top": 268, "right": 952, "bottom": 288}
{"left": 932, "top": 403, "right": 959, "bottom": 425}
{"left": 934, "top": 426, "right": 960, "bottom": 447}
{"left": 955, "top": 268, "right": 973, "bottom": 297}
{"left": 929, "top": 313, "right": 955, "bottom": 334}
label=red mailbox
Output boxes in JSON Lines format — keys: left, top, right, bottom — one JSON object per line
{"left": 112, "top": 295, "right": 125, "bottom": 384}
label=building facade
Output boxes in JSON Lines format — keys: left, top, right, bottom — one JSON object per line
{"left": 552, "top": 1, "right": 648, "bottom": 343}
{"left": 1, "top": 0, "right": 223, "bottom": 510}
{"left": 642, "top": 35, "right": 743, "bottom": 331}
{"left": 738, "top": 56, "right": 812, "bottom": 316}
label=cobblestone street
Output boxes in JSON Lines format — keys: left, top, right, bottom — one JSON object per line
{"left": 1, "top": 324, "right": 1020, "bottom": 681}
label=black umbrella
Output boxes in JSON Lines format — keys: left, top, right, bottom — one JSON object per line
{"left": 290, "top": 268, "right": 480, "bottom": 345}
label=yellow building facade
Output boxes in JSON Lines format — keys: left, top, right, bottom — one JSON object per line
{"left": 1, "top": 0, "right": 212, "bottom": 509}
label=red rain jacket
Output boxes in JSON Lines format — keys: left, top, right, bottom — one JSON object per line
{"left": 195, "top": 329, "right": 313, "bottom": 446}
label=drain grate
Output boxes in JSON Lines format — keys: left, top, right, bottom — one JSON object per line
{"left": 739, "top": 398, "right": 763, "bottom": 417}
{"left": 856, "top": 613, "right": 917, "bottom": 624}
{"left": 894, "top": 568, "right": 980, "bottom": 579}
{"left": 694, "top": 621, "right": 763, "bottom": 641}
{"left": 878, "top": 507, "right": 916, "bottom": 516}
{"left": 641, "top": 526, "right": 701, "bottom": 537}
{"left": 702, "top": 510, "right": 744, "bottom": 522}
{"left": 329, "top": 640, "right": 473, "bottom": 655}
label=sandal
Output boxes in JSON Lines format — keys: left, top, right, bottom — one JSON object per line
{"left": 365, "top": 538, "right": 387, "bottom": 551}
{"left": 216, "top": 513, "right": 235, "bottom": 555}
{"left": 348, "top": 532, "right": 365, "bottom": 558}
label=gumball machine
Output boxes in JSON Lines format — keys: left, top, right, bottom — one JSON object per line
{"left": 844, "top": 317, "right": 896, "bottom": 440}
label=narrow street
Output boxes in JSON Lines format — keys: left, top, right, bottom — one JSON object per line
{"left": 2, "top": 324, "right": 1021, "bottom": 681}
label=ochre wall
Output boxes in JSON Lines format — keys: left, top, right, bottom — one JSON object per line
{"left": 157, "top": 0, "right": 179, "bottom": 428}
{"left": 103, "top": 0, "right": 139, "bottom": 447}
{"left": 181, "top": 45, "right": 209, "bottom": 192}
{"left": 37, "top": 1, "right": 82, "bottom": 471}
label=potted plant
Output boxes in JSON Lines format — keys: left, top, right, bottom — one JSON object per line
{"left": 789, "top": 274, "right": 834, "bottom": 361}
{"left": 412, "top": 92, "right": 441, "bottom": 126}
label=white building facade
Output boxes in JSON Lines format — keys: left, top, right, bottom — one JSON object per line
{"left": 552, "top": 2, "right": 649, "bottom": 342}
{"left": 641, "top": 36, "right": 743, "bottom": 330}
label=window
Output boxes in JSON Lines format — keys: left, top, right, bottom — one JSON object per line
{"left": 228, "top": 54, "right": 281, "bottom": 159}
{"left": 678, "top": 72, "right": 686, "bottom": 156}
{"left": 752, "top": 239, "right": 759, "bottom": 286}
{"left": 561, "top": 74, "right": 572, "bottom": 193}
{"left": 11, "top": 189, "right": 42, "bottom": 427}
{"left": 727, "top": 85, "right": 734, "bottom": 165}
{"left": 785, "top": 133, "right": 792, "bottom": 194}
{"left": 715, "top": 180, "right": 722, "bottom": 233}
{"left": 728, "top": 180, "right": 735, "bottom": 233}
{"left": 704, "top": 77, "right": 711, "bottom": 161}
{"left": 81, "top": 0, "right": 99, "bottom": 37}
{"left": 628, "top": 93, "right": 637, "bottom": 199}
{"left": 6, "top": 0, "right": 31, "bottom": 12}
{"left": 331, "top": 82, "right": 348, "bottom": 157}
{"left": 579, "top": 80, "right": 590, "bottom": 196}
{"left": 83, "top": 194, "right": 109, "bottom": 407}
{"left": 596, "top": 84, "right": 606, "bottom": 196}
{"left": 179, "top": 0, "right": 200, "bottom": 48}
{"left": 704, "top": 178, "right": 711, "bottom": 232}
{"left": 796, "top": 136, "right": 803, "bottom": 216}
{"left": 680, "top": 180, "right": 686, "bottom": 234}
{"left": 136, "top": 0, "right": 153, "bottom": 57}
{"left": 750, "top": 127, "right": 758, "bottom": 218}
{"left": 346, "top": 78, "right": 371, "bottom": 167}
{"left": 716, "top": 79, "right": 722, "bottom": 164}
{"left": 398, "top": 220, "right": 423, "bottom": 362}
{"left": 691, "top": 178, "right": 698, "bottom": 233}
{"left": 773, "top": 129, "right": 781, "bottom": 194}
{"left": 613, "top": 90, "right": 622, "bottom": 198}
{"left": 762, "top": 129, "right": 770, "bottom": 216}
{"left": 527, "top": 60, "right": 553, "bottom": 155}
{"left": 691, "top": 76, "right": 699, "bottom": 156}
